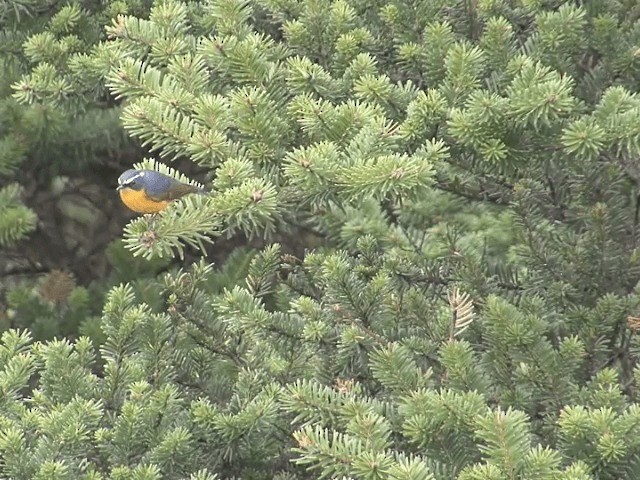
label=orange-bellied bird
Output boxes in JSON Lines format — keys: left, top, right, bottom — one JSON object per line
{"left": 117, "top": 169, "right": 203, "bottom": 214}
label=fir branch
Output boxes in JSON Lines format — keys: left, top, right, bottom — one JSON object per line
{"left": 447, "top": 287, "right": 475, "bottom": 341}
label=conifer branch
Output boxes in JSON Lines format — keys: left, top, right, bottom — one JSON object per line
{"left": 448, "top": 287, "right": 475, "bottom": 341}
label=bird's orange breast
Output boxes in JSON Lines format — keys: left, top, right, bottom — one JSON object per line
{"left": 119, "top": 188, "right": 169, "bottom": 214}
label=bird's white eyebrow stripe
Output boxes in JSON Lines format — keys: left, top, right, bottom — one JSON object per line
{"left": 120, "top": 171, "right": 145, "bottom": 185}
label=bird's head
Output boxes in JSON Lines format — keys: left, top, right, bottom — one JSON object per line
{"left": 117, "top": 169, "right": 150, "bottom": 192}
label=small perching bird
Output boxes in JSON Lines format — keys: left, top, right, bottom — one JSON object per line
{"left": 117, "top": 169, "right": 203, "bottom": 214}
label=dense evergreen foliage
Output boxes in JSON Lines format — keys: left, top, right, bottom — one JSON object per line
{"left": 3, "top": 0, "right": 640, "bottom": 478}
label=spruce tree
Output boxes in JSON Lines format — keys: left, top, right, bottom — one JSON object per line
{"left": 0, "top": 0, "right": 144, "bottom": 296}
{"left": 3, "top": 0, "right": 640, "bottom": 479}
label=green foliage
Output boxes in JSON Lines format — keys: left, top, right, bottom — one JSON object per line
{"left": 1, "top": 242, "right": 636, "bottom": 478}
{"left": 0, "top": 0, "right": 134, "bottom": 238}
{"left": 5, "top": 270, "right": 102, "bottom": 342}
{"left": 4, "top": 0, "right": 640, "bottom": 479}
{"left": 0, "top": 183, "right": 36, "bottom": 247}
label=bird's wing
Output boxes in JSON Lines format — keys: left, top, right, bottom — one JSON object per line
{"left": 147, "top": 183, "right": 202, "bottom": 202}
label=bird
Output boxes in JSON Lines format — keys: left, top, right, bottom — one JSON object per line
{"left": 117, "top": 169, "right": 203, "bottom": 214}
